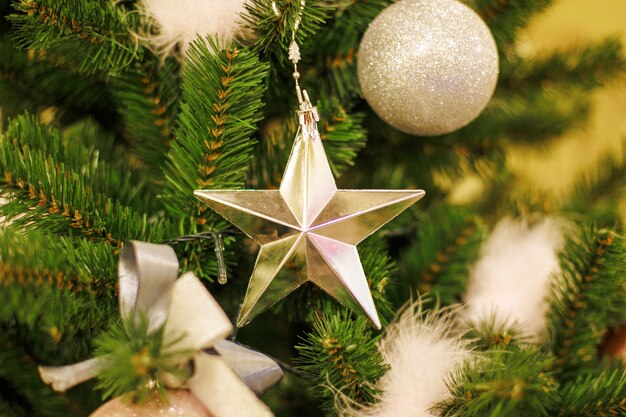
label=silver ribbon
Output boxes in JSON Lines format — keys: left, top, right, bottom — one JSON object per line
{"left": 39, "top": 241, "right": 281, "bottom": 417}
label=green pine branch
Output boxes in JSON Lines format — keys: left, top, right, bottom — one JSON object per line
{"left": 248, "top": 98, "right": 366, "bottom": 188}
{"left": 305, "top": 0, "right": 392, "bottom": 101}
{"left": 0, "top": 231, "right": 117, "bottom": 417}
{"left": 295, "top": 312, "right": 386, "bottom": 414}
{"left": 348, "top": 114, "right": 505, "bottom": 198}
{"left": 470, "top": 0, "right": 554, "bottom": 49}
{"left": 0, "top": 332, "right": 79, "bottom": 417}
{"left": 439, "top": 347, "right": 559, "bottom": 417}
{"left": 563, "top": 147, "right": 626, "bottom": 228}
{"left": 0, "top": 229, "right": 116, "bottom": 299}
{"left": 9, "top": 0, "right": 142, "bottom": 74}
{"left": 5, "top": 114, "right": 128, "bottom": 196}
{"left": 0, "top": 34, "right": 112, "bottom": 123}
{"left": 493, "top": 87, "right": 591, "bottom": 144}
{"left": 161, "top": 38, "right": 268, "bottom": 282}
{"left": 111, "top": 57, "right": 180, "bottom": 175}
{"left": 464, "top": 317, "right": 526, "bottom": 351}
{"left": 436, "top": 87, "right": 591, "bottom": 148}
{"left": 243, "top": 0, "right": 329, "bottom": 109}
{"left": 318, "top": 99, "right": 367, "bottom": 177}
{"left": 0, "top": 114, "right": 168, "bottom": 247}
{"left": 60, "top": 118, "right": 158, "bottom": 214}
{"left": 94, "top": 317, "right": 192, "bottom": 402}
{"left": 501, "top": 38, "right": 626, "bottom": 92}
{"left": 0, "top": 229, "right": 118, "bottom": 362}
{"left": 162, "top": 37, "right": 268, "bottom": 226}
{"left": 243, "top": 0, "right": 329, "bottom": 65}
{"left": 556, "top": 368, "right": 626, "bottom": 417}
{"left": 546, "top": 225, "right": 626, "bottom": 380}
{"left": 395, "top": 206, "right": 485, "bottom": 307}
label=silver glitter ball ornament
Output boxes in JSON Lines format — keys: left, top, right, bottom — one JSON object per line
{"left": 358, "top": 0, "right": 499, "bottom": 136}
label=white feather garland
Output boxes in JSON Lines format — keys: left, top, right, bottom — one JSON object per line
{"left": 461, "top": 217, "right": 565, "bottom": 340}
{"left": 338, "top": 304, "right": 472, "bottom": 417}
{"left": 137, "top": 0, "right": 250, "bottom": 55}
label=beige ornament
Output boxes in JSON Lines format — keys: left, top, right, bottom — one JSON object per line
{"left": 90, "top": 390, "right": 212, "bottom": 417}
{"left": 358, "top": 0, "right": 499, "bottom": 136}
{"left": 39, "top": 241, "right": 281, "bottom": 417}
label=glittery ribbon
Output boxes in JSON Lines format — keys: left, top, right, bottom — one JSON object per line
{"left": 39, "top": 241, "right": 280, "bottom": 417}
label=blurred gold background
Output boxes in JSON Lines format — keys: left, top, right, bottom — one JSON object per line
{"left": 512, "top": 0, "right": 626, "bottom": 220}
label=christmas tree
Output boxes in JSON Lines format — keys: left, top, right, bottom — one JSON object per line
{"left": 0, "top": 0, "right": 625, "bottom": 416}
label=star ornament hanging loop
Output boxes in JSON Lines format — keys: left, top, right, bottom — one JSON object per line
{"left": 195, "top": 93, "right": 424, "bottom": 329}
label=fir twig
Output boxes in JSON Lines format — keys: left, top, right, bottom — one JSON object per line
{"left": 464, "top": 315, "right": 528, "bottom": 351}
{"left": 395, "top": 206, "right": 484, "bottom": 307}
{"left": 440, "top": 347, "right": 559, "bottom": 417}
{"left": 243, "top": 0, "right": 328, "bottom": 65}
{"left": 501, "top": 38, "right": 626, "bottom": 92}
{"left": 0, "top": 33, "right": 112, "bottom": 122}
{"left": 437, "top": 87, "right": 592, "bottom": 147}
{"left": 94, "top": 317, "right": 192, "bottom": 402}
{"left": 0, "top": 332, "right": 79, "bottom": 417}
{"left": 556, "top": 368, "right": 626, "bottom": 417}
{"left": 0, "top": 114, "right": 169, "bottom": 247}
{"left": 111, "top": 57, "right": 180, "bottom": 175}
{"left": 9, "top": 0, "right": 142, "bottom": 74}
{"left": 318, "top": 99, "right": 367, "bottom": 176}
{"left": 563, "top": 147, "right": 626, "bottom": 228}
{"left": 163, "top": 37, "right": 268, "bottom": 225}
{"left": 295, "top": 312, "right": 386, "bottom": 413}
{"left": 546, "top": 225, "right": 626, "bottom": 380}
{"left": 470, "top": 0, "right": 554, "bottom": 48}
{"left": 248, "top": 98, "right": 366, "bottom": 188}
{"left": 0, "top": 229, "right": 115, "bottom": 296}
{"left": 305, "top": 0, "right": 392, "bottom": 101}
{"left": 0, "top": 229, "right": 118, "bottom": 360}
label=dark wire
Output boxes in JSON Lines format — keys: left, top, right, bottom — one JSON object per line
{"left": 164, "top": 230, "right": 244, "bottom": 284}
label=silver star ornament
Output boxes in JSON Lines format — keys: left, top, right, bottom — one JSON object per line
{"left": 195, "top": 102, "right": 424, "bottom": 329}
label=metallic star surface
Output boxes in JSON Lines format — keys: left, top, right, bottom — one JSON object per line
{"left": 195, "top": 105, "right": 424, "bottom": 329}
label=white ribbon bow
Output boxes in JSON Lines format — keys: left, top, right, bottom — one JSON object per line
{"left": 39, "top": 241, "right": 281, "bottom": 417}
